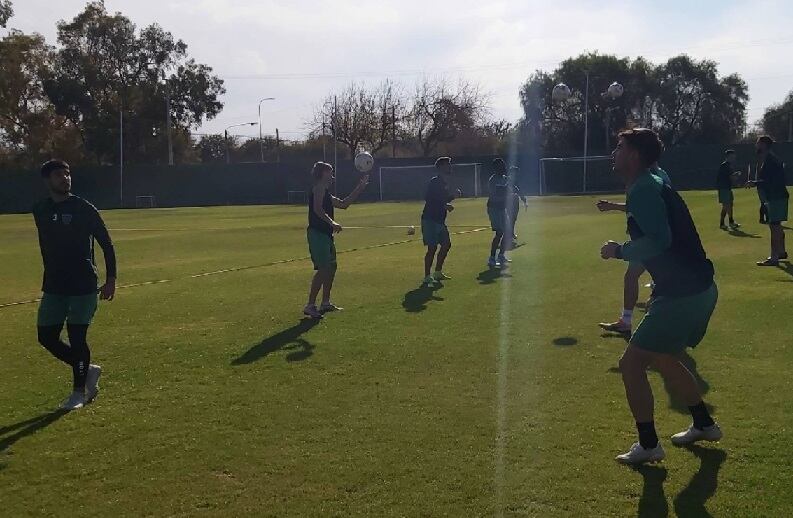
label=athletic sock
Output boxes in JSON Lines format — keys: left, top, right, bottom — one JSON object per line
{"left": 636, "top": 421, "right": 659, "bottom": 449}
{"left": 688, "top": 401, "right": 715, "bottom": 430}
{"left": 621, "top": 309, "right": 633, "bottom": 325}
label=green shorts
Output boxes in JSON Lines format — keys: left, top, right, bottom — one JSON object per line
{"left": 764, "top": 198, "right": 789, "bottom": 224}
{"left": 37, "top": 292, "right": 99, "bottom": 327}
{"left": 307, "top": 228, "right": 336, "bottom": 270}
{"left": 487, "top": 207, "right": 507, "bottom": 233}
{"left": 630, "top": 283, "right": 718, "bottom": 355}
{"left": 421, "top": 218, "right": 450, "bottom": 247}
{"left": 718, "top": 189, "right": 734, "bottom": 205}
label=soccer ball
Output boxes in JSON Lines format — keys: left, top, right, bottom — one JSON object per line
{"left": 354, "top": 151, "right": 374, "bottom": 173}
{"left": 607, "top": 82, "right": 624, "bottom": 100}
{"left": 407, "top": 225, "right": 416, "bottom": 236}
{"left": 552, "top": 83, "right": 572, "bottom": 102}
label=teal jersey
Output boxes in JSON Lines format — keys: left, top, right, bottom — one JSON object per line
{"left": 622, "top": 172, "right": 713, "bottom": 297}
{"left": 650, "top": 166, "right": 671, "bottom": 187}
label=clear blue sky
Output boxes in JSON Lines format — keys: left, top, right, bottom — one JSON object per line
{"left": 6, "top": 0, "right": 793, "bottom": 139}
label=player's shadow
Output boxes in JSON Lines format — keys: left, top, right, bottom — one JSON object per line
{"left": 552, "top": 336, "right": 578, "bottom": 347}
{"left": 633, "top": 465, "right": 669, "bottom": 518}
{"left": 727, "top": 228, "right": 761, "bottom": 238}
{"left": 651, "top": 352, "right": 714, "bottom": 414}
{"left": 477, "top": 268, "right": 512, "bottom": 285}
{"left": 0, "top": 410, "right": 68, "bottom": 467}
{"left": 402, "top": 284, "right": 444, "bottom": 312}
{"left": 673, "top": 445, "right": 727, "bottom": 518}
{"left": 776, "top": 261, "right": 793, "bottom": 280}
{"left": 231, "top": 319, "right": 319, "bottom": 365}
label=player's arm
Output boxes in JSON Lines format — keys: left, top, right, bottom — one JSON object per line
{"left": 602, "top": 186, "right": 671, "bottom": 261}
{"left": 596, "top": 200, "right": 626, "bottom": 212}
{"left": 514, "top": 185, "right": 528, "bottom": 207}
{"left": 314, "top": 187, "right": 342, "bottom": 232}
{"left": 90, "top": 208, "right": 117, "bottom": 300}
{"left": 32, "top": 208, "right": 48, "bottom": 263}
{"left": 332, "top": 174, "right": 369, "bottom": 209}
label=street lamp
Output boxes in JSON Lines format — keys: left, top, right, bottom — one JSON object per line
{"left": 258, "top": 98, "right": 276, "bottom": 162}
{"left": 224, "top": 122, "right": 258, "bottom": 164}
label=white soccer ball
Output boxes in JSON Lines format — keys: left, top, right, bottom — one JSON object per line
{"left": 607, "top": 82, "right": 624, "bottom": 100}
{"left": 407, "top": 225, "right": 416, "bottom": 236}
{"left": 354, "top": 151, "right": 374, "bottom": 173}
{"left": 552, "top": 83, "right": 572, "bottom": 102}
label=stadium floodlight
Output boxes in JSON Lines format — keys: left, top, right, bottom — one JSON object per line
{"left": 224, "top": 122, "right": 258, "bottom": 164}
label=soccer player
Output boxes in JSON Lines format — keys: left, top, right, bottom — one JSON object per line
{"left": 717, "top": 150, "right": 741, "bottom": 230}
{"left": 421, "top": 157, "right": 460, "bottom": 286}
{"left": 596, "top": 161, "right": 671, "bottom": 335}
{"left": 303, "top": 162, "right": 369, "bottom": 319}
{"left": 600, "top": 129, "right": 720, "bottom": 465}
{"left": 33, "top": 160, "right": 117, "bottom": 411}
{"left": 747, "top": 136, "right": 789, "bottom": 266}
{"left": 486, "top": 158, "right": 510, "bottom": 268}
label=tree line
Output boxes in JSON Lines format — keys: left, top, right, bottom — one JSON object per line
{"left": 1, "top": 1, "right": 791, "bottom": 169}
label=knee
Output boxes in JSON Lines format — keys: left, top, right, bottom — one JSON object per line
{"left": 37, "top": 327, "right": 58, "bottom": 347}
{"left": 426, "top": 245, "right": 438, "bottom": 256}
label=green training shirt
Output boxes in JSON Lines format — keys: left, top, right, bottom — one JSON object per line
{"left": 621, "top": 172, "right": 713, "bottom": 297}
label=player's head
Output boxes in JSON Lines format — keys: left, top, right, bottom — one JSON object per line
{"left": 613, "top": 128, "right": 663, "bottom": 179}
{"left": 724, "top": 149, "right": 737, "bottom": 165}
{"left": 756, "top": 135, "right": 774, "bottom": 157}
{"left": 40, "top": 159, "right": 71, "bottom": 195}
{"left": 311, "top": 161, "right": 334, "bottom": 184}
{"left": 435, "top": 156, "right": 452, "bottom": 176}
{"left": 492, "top": 158, "right": 506, "bottom": 175}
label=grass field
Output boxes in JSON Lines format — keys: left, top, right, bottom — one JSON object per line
{"left": 1, "top": 189, "right": 792, "bottom": 517}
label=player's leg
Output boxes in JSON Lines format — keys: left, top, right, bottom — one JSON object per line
{"left": 599, "top": 262, "right": 644, "bottom": 334}
{"left": 65, "top": 324, "right": 91, "bottom": 394}
{"left": 320, "top": 263, "right": 341, "bottom": 313}
{"left": 719, "top": 203, "right": 728, "bottom": 229}
{"left": 67, "top": 293, "right": 101, "bottom": 403}
{"left": 37, "top": 323, "right": 72, "bottom": 365}
{"left": 615, "top": 344, "right": 664, "bottom": 464}
{"left": 305, "top": 229, "right": 332, "bottom": 317}
{"left": 727, "top": 201, "right": 738, "bottom": 228}
{"left": 36, "top": 294, "right": 83, "bottom": 409}
{"left": 759, "top": 221, "right": 783, "bottom": 265}
{"left": 434, "top": 227, "right": 452, "bottom": 279}
{"left": 490, "top": 231, "right": 503, "bottom": 265}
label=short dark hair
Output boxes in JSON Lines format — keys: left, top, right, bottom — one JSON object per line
{"left": 311, "top": 161, "right": 333, "bottom": 180}
{"left": 724, "top": 149, "right": 736, "bottom": 157}
{"left": 757, "top": 135, "right": 775, "bottom": 148}
{"left": 618, "top": 128, "right": 663, "bottom": 168}
{"left": 40, "top": 159, "right": 70, "bottom": 178}
{"left": 492, "top": 158, "right": 506, "bottom": 173}
{"left": 435, "top": 156, "right": 452, "bottom": 169}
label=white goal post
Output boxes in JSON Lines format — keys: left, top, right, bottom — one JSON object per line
{"left": 538, "top": 156, "right": 620, "bottom": 195}
{"left": 135, "top": 195, "right": 156, "bottom": 208}
{"left": 376, "top": 163, "right": 483, "bottom": 201}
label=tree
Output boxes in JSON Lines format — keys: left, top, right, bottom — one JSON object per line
{"left": 0, "top": 0, "right": 12, "bottom": 28}
{"left": 313, "top": 80, "right": 403, "bottom": 158}
{"left": 406, "top": 78, "right": 487, "bottom": 157}
{"left": 0, "top": 30, "right": 84, "bottom": 166}
{"left": 195, "top": 134, "right": 230, "bottom": 163}
{"left": 760, "top": 90, "right": 793, "bottom": 142}
{"left": 43, "top": 2, "right": 225, "bottom": 165}
{"left": 653, "top": 55, "right": 748, "bottom": 146}
{"left": 518, "top": 53, "right": 748, "bottom": 155}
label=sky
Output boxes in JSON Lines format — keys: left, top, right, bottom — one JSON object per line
{"left": 5, "top": 0, "right": 793, "bottom": 141}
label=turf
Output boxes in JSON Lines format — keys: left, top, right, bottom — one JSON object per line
{"left": 1, "top": 189, "right": 791, "bottom": 516}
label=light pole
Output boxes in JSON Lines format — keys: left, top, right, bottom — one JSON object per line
{"left": 258, "top": 97, "right": 275, "bottom": 162}
{"left": 224, "top": 122, "right": 258, "bottom": 164}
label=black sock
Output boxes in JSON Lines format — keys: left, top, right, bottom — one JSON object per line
{"left": 636, "top": 421, "right": 659, "bottom": 449}
{"left": 688, "top": 401, "right": 714, "bottom": 430}
{"left": 66, "top": 324, "right": 91, "bottom": 390}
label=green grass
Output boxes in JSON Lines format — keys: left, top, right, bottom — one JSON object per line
{"left": 1, "top": 190, "right": 791, "bottom": 516}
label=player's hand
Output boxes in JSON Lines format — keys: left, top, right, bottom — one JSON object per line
{"left": 597, "top": 200, "right": 615, "bottom": 212}
{"left": 332, "top": 222, "right": 343, "bottom": 233}
{"left": 600, "top": 240, "right": 621, "bottom": 260}
{"left": 358, "top": 175, "right": 370, "bottom": 188}
{"left": 99, "top": 277, "right": 116, "bottom": 301}
{"left": 446, "top": 204, "right": 455, "bottom": 212}
{"left": 456, "top": 188, "right": 463, "bottom": 197}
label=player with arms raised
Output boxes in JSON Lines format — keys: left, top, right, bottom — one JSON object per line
{"left": 421, "top": 157, "right": 459, "bottom": 286}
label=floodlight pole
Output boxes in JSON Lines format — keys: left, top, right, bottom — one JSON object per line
{"left": 258, "top": 97, "right": 275, "bottom": 162}
{"left": 119, "top": 100, "right": 124, "bottom": 207}
{"left": 583, "top": 70, "right": 589, "bottom": 194}
{"left": 224, "top": 122, "right": 258, "bottom": 164}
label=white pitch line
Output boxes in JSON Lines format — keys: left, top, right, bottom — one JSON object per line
{"left": 0, "top": 228, "right": 489, "bottom": 309}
